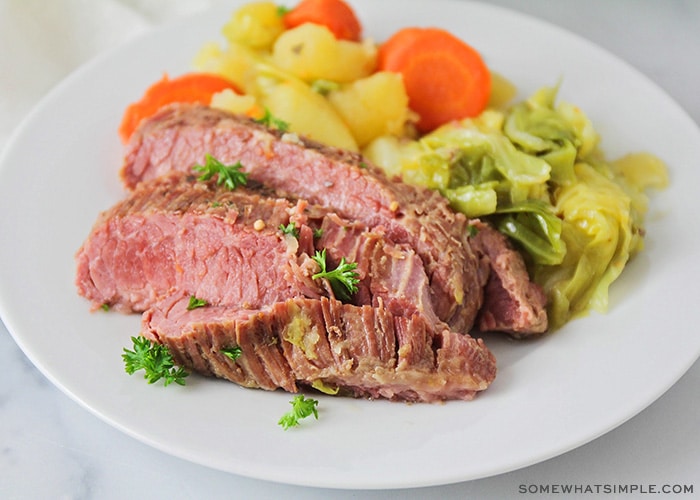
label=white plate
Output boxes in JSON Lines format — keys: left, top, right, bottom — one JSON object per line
{"left": 1, "top": 0, "right": 699, "bottom": 490}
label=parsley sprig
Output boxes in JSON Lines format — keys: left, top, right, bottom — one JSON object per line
{"left": 187, "top": 295, "right": 208, "bottom": 310}
{"left": 221, "top": 346, "right": 242, "bottom": 361}
{"left": 122, "top": 336, "right": 189, "bottom": 386}
{"left": 279, "top": 222, "right": 300, "bottom": 239}
{"left": 278, "top": 394, "right": 319, "bottom": 430}
{"left": 194, "top": 154, "right": 248, "bottom": 190}
{"left": 254, "top": 108, "right": 290, "bottom": 132}
{"left": 311, "top": 248, "right": 359, "bottom": 302}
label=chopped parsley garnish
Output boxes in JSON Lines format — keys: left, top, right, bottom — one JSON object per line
{"left": 279, "top": 222, "right": 300, "bottom": 239}
{"left": 254, "top": 108, "right": 290, "bottom": 132}
{"left": 278, "top": 394, "right": 319, "bottom": 430}
{"left": 187, "top": 295, "right": 208, "bottom": 310}
{"left": 313, "top": 228, "right": 324, "bottom": 239}
{"left": 100, "top": 303, "right": 110, "bottom": 312}
{"left": 193, "top": 154, "right": 248, "bottom": 190}
{"left": 122, "top": 336, "right": 189, "bottom": 386}
{"left": 311, "top": 248, "right": 359, "bottom": 302}
{"left": 221, "top": 346, "right": 242, "bottom": 361}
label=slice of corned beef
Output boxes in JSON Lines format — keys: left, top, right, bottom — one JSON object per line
{"left": 75, "top": 172, "right": 323, "bottom": 313}
{"left": 142, "top": 294, "right": 497, "bottom": 402}
{"left": 315, "top": 213, "right": 439, "bottom": 326}
{"left": 76, "top": 170, "right": 441, "bottom": 329}
{"left": 469, "top": 221, "right": 548, "bottom": 336}
{"left": 121, "top": 104, "right": 484, "bottom": 332}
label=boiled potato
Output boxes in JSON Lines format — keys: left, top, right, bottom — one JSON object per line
{"left": 328, "top": 71, "right": 410, "bottom": 147}
{"left": 362, "top": 135, "right": 406, "bottom": 179}
{"left": 272, "top": 23, "right": 377, "bottom": 83}
{"left": 261, "top": 78, "right": 358, "bottom": 151}
{"left": 222, "top": 1, "right": 285, "bottom": 50}
{"left": 193, "top": 41, "right": 263, "bottom": 95}
{"left": 210, "top": 89, "right": 259, "bottom": 116}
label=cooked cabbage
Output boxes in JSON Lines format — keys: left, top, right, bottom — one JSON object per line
{"left": 365, "top": 85, "right": 667, "bottom": 329}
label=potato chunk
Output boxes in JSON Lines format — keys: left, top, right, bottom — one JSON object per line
{"left": 261, "top": 78, "right": 358, "bottom": 151}
{"left": 328, "top": 72, "right": 410, "bottom": 147}
{"left": 193, "top": 41, "right": 261, "bottom": 95}
{"left": 210, "top": 89, "right": 258, "bottom": 116}
{"left": 272, "top": 24, "right": 377, "bottom": 83}
{"left": 222, "top": 1, "right": 285, "bottom": 50}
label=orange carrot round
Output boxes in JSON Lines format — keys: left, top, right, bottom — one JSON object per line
{"left": 118, "top": 73, "right": 241, "bottom": 143}
{"left": 377, "top": 27, "right": 491, "bottom": 133}
{"left": 283, "top": 0, "right": 362, "bottom": 41}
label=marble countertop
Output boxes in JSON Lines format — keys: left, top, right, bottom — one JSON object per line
{"left": 1, "top": 1, "right": 699, "bottom": 498}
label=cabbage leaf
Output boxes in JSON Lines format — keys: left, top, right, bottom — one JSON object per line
{"left": 364, "top": 85, "right": 667, "bottom": 330}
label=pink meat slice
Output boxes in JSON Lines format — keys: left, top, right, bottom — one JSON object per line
{"left": 121, "top": 103, "right": 484, "bottom": 332}
{"left": 143, "top": 294, "right": 497, "bottom": 403}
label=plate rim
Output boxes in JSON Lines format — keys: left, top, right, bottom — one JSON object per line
{"left": 1, "top": 0, "right": 699, "bottom": 490}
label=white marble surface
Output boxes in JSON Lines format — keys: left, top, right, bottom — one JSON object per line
{"left": 1, "top": 1, "right": 699, "bottom": 498}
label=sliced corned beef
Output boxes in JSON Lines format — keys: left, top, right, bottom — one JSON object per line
{"left": 76, "top": 171, "right": 442, "bottom": 329}
{"left": 469, "top": 220, "right": 548, "bottom": 336}
{"left": 121, "top": 104, "right": 484, "bottom": 332}
{"left": 75, "top": 172, "right": 323, "bottom": 312}
{"left": 315, "top": 213, "right": 438, "bottom": 326}
{"left": 142, "top": 294, "right": 497, "bottom": 402}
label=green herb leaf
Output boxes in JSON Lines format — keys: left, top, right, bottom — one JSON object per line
{"left": 278, "top": 394, "right": 319, "bottom": 430}
{"left": 311, "top": 248, "right": 359, "bottom": 302}
{"left": 187, "top": 295, "right": 208, "bottom": 310}
{"left": 254, "top": 108, "right": 290, "bottom": 132}
{"left": 279, "top": 222, "right": 300, "bottom": 239}
{"left": 221, "top": 346, "right": 242, "bottom": 361}
{"left": 193, "top": 154, "right": 248, "bottom": 190}
{"left": 122, "top": 336, "right": 189, "bottom": 386}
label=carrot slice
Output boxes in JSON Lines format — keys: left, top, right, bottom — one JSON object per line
{"left": 378, "top": 27, "right": 491, "bottom": 133}
{"left": 118, "top": 73, "right": 241, "bottom": 143}
{"left": 283, "top": 0, "right": 362, "bottom": 41}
